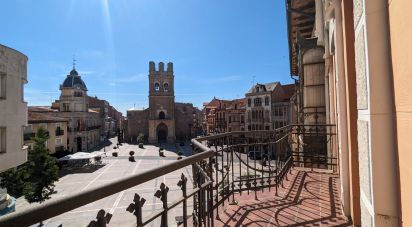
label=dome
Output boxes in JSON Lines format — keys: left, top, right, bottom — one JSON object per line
{"left": 69, "top": 69, "right": 79, "bottom": 76}
{"left": 61, "top": 68, "right": 87, "bottom": 90}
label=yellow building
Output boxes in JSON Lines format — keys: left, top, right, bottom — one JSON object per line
{"left": 25, "top": 107, "right": 68, "bottom": 156}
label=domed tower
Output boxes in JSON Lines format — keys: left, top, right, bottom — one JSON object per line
{"left": 148, "top": 61, "right": 176, "bottom": 143}
{"left": 59, "top": 67, "right": 89, "bottom": 112}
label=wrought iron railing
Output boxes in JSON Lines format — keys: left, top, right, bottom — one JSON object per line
{"left": 55, "top": 129, "right": 64, "bottom": 136}
{"left": 0, "top": 124, "right": 336, "bottom": 227}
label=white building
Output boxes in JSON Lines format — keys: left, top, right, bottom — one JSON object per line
{"left": 0, "top": 44, "right": 28, "bottom": 215}
{"left": 0, "top": 44, "right": 28, "bottom": 172}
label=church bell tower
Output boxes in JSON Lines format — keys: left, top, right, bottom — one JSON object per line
{"left": 148, "top": 61, "right": 176, "bottom": 143}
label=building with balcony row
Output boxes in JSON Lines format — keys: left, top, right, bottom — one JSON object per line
{"left": 88, "top": 96, "right": 124, "bottom": 139}
{"left": 24, "top": 107, "right": 69, "bottom": 156}
{"left": 203, "top": 82, "right": 296, "bottom": 135}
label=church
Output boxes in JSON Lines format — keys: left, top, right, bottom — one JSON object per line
{"left": 126, "top": 62, "right": 195, "bottom": 143}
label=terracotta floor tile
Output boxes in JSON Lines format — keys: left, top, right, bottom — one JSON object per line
{"left": 212, "top": 167, "right": 352, "bottom": 226}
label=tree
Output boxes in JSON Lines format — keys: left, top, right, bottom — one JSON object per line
{"left": 137, "top": 133, "right": 145, "bottom": 143}
{"left": 23, "top": 127, "right": 59, "bottom": 204}
{"left": 0, "top": 166, "right": 27, "bottom": 198}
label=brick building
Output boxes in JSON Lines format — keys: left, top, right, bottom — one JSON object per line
{"left": 203, "top": 98, "right": 232, "bottom": 134}
{"left": 226, "top": 98, "right": 246, "bottom": 132}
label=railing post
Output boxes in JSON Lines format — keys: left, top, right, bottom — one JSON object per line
{"left": 177, "top": 174, "right": 188, "bottom": 227}
{"left": 87, "top": 209, "right": 112, "bottom": 227}
{"left": 126, "top": 194, "right": 146, "bottom": 227}
{"left": 155, "top": 183, "right": 169, "bottom": 227}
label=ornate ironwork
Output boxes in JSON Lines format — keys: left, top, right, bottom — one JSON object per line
{"left": 155, "top": 183, "right": 169, "bottom": 227}
{"left": 126, "top": 194, "right": 146, "bottom": 226}
{"left": 0, "top": 124, "right": 336, "bottom": 227}
{"left": 87, "top": 209, "right": 112, "bottom": 227}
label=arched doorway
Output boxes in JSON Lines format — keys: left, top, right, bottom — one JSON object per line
{"left": 157, "top": 123, "right": 168, "bottom": 142}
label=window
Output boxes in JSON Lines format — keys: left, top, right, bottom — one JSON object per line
{"left": 265, "top": 96, "right": 269, "bottom": 106}
{"left": 56, "top": 138, "right": 62, "bottom": 146}
{"left": 0, "top": 74, "right": 6, "bottom": 99}
{"left": 0, "top": 127, "right": 6, "bottom": 153}
{"left": 247, "top": 99, "right": 251, "bottom": 107}
{"left": 164, "top": 83, "right": 169, "bottom": 92}
{"left": 21, "top": 79, "right": 25, "bottom": 102}
{"left": 74, "top": 91, "right": 83, "bottom": 97}
{"left": 254, "top": 97, "right": 261, "bottom": 106}
{"left": 154, "top": 83, "right": 160, "bottom": 92}
{"left": 63, "top": 103, "right": 70, "bottom": 112}
{"left": 241, "top": 116, "right": 244, "bottom": 123}
{"left": 228, "top": 116, "right": 231, "bottom": 123}
{"left": 159, "top": 111, "right": 165, "bottom": 119}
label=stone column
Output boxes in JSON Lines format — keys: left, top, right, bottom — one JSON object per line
{"left": 354, "top": 0, "right": 399, "bottom": 225}
{"left": 331, "top": 0, "right": 351, "bottom": 216}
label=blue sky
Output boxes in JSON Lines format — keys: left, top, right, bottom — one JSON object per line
{"left": 1, "top": 0, "right": 292, "bottom": 114}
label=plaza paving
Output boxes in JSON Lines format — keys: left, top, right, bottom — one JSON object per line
{"left": 15, "top": 140, "right": 194, "bottom": 227}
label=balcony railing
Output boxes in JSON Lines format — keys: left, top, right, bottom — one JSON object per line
{"left": 87, "top": 125, "right": 101, "bottom": 131}
{"left": 0, "top": 124, "right": 336, "bottom": 227}
{"left": 55, "top": 129, "right": 64, "bottom": 136}
{"left": 23, "top": 132, "right": 35, "bottom": 141}
{"left": 23, "top": 131, "right": 50, "bottom": 141}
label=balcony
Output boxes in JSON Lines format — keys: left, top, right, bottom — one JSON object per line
{"left": 0, "top": 124, "right": 349, "bottom": 226}
{"left": 55, "top": 129, "right": 64, "bottom": 136}
{"left": 87, "top": 125, "right": 101, "bottom": 131}
{"left": 24, "top": 131, "right": 49, "bottom": 141}
{"left": 23, "top": 132, "right": 35, "bottom": 141}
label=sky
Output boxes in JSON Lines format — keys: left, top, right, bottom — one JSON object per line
{"left": 0, "top": 0, "right": 293, "bottom": 114}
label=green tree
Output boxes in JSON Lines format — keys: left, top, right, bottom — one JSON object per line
{"left": 23, "top": 127, "right": 59, "bottom": 203}
{"left": 137, "top": 133, "right": 145, "bottom": 143}
{"left": 0, "top": 166, "right": 27, "bottom": 198}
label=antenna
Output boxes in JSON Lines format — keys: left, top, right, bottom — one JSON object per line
{"left": 251, "top": 75, "right": 256, "bottom": 85}
{"left": 72, "top": 55, "right": 77, "bottom": 69}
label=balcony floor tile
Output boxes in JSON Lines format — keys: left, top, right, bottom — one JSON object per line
{"left": 212, "top": 167, "right": 352, "bottom": 227}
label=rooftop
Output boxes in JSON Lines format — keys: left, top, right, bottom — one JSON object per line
{"left": 28, "top": 111, "right": 68, "bottom": 123}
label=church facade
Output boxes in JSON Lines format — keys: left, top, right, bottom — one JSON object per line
{"left": 126, "top": 62, "right": 194, "bottom": 143}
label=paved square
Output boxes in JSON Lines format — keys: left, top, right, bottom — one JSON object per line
{"left": 16, "top": 140, "right": 194, "bottom": 227}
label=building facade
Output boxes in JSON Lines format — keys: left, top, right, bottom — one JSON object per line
{"left": 245, "top": 83, "right": 277, "bottom": 131}
{"left": 126, "top": 62, "right": 195, "bottom": 143}
{"left": 226, "top": 98, "right": 245, "bottom": 132}
{"left": 25, "top": 107, "right": 69, "bottom": 156}
{"left": 50, "top": 68, "right": 102, "bottom": 152}
{"left": 0, "top": 44, "right": 28, "bottom": 173}
{"left": 286, "top": 0, "right": 412, "bottom": 225}
{"left": 88, "top": 96, "right": 123, "bottom": 140}
{"left": 203, "top": 98, "right": 232, "bottom": 134}
{"left": 0, "top": 44, "right": 28, "bottom": 216}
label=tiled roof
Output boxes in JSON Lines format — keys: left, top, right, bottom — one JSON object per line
{"left": 247, "top": 82, "right": 279, "bottom": 94}
{"left": 28, "top": 106, "right": 57, "bottom": 112}
{"left": 281, "top": 84, "right": 296, "bottom": 101}
{"left": 28, "top": 111, "right": 69, "bottom": 123}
